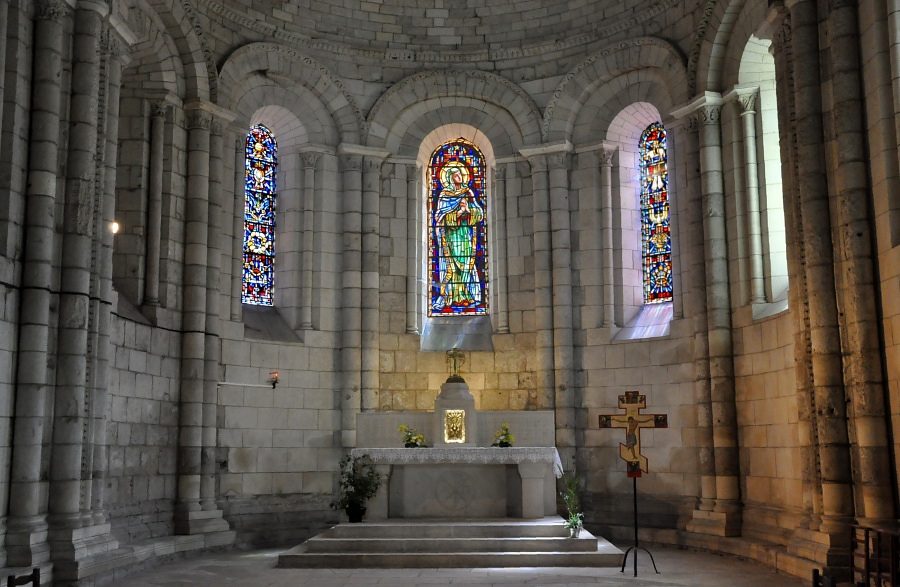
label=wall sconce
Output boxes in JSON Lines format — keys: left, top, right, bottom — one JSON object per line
{"left": 268, "top": 370, "right": 280, "bottom": 389}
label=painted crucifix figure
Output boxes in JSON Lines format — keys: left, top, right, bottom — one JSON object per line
{"left": 598, "top": 391, "right": 667, "bottom": 477}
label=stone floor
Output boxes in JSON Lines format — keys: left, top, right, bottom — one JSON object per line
{"left": 119, "top": 545, "right": 804, "bottom": 586}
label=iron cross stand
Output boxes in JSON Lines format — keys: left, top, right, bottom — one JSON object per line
{"left": 598, "top": 390, "right": 668, "bottom": 577}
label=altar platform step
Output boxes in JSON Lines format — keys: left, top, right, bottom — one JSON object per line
{"left": 277, "top": 517, "right": 624, "bottom": 568}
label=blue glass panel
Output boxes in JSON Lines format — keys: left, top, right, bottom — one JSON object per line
{"left": 427, "top": 139, "right": 488, "bottom": 316}
{"left": 241, "top": 124, "right": 277, "bottom": 306}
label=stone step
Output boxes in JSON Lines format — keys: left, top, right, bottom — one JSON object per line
{"left": 326, "top": 517, "right": 570, "bottom": 539}
{"left": 278, "top": 547, "right": 624, "bottom": 568}
{"left": 304, "top": 536, "right": 599, "bottom": 553}
{"left": 276, "top": 517, "right": 624, "bottom": 569}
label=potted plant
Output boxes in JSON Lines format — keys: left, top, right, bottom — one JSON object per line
{"left": 491, "top": 422, "right": 515, "bottom": 447}
{"left": 398, "top": 423, "right": 427, "bottom": 448}
{"left": 559, "top": 468, "right": 584, "bottom": 538}
{"left": 333, "top": 454, "right": 381, "bottom": 523}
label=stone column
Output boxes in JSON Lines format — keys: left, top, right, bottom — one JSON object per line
{"left": 736, "top": 89, "right": 765, "bottom": 304}
{"left": 671, "top": 112, "right": 718, "bottom": 522}
{"left": 201, "top": 119, "right": 224, "bottom": 511}
{"left": 361, "top": 156, "right": 384, "bottom": 413}
{"left": 7, "top": 0, "right": 70, "bottom": 567}
{"left": 523, "top": 153, "right": 554, "bottom": 410}
{"left": 50, "top": 0, "right": 107, "bottom": 532}
{"left": 143, "top": 101, "right": 167, "bottom": 308}
{"left": 300, "top": 152, "right": 321, "bottom": 330}
{"left": 405, "top": 164, "right": 419, "bottom": 334}
{"left": 548, "top": 151, "right": 575, "bottom": 463}
{"left": 493, "top": 164, "right": 510, "bottom": 334}
{"left": 339, "top": 152, "right": 363, "bottom": 447}
{"left": 826, "top": 0, "right": 894, "bottom": 526}
{"left": 231, "top": 130, "right": 244, "bottom": 320}
{"left": 787, "top": 0, "right": 854, "bottom": 540}
{"left": 674, "top": 94, "right": 741, "bottom": 535}
{"left": 0, "top": 0, "right": 8, "bottom": 123}
{"left": 598, "top": 148, "right": 616, "bottom": 328}
{"left": 175, "top": 105, "right": 211, "bottom": 529}
{"left": 771, "top": 11, "right": 822, "bottom": 528}
{"left": 665, "top": 123, "right": 685, "bottom": 319}
{"left": 889, "top": 0, "right": 900, "bottom": 175}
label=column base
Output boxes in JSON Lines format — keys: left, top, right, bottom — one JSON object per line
{"left": 787, "top": 525, "right": 851, "bottom": 580}
{"left": 48, "top": 521, "right": 119, "bottom": 563}
{"left": 4, "top": 515, "right": 50, "bottom": 568}
{"left": 686, "top": 507, "right": 742, "bottom": 537}
{"left": 174, "top": 508, "right": 234, "bottom": 538}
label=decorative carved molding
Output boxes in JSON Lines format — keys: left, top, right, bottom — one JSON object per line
{"left": 179, "top": 0, "right": 218, "bottom": 103}
{"left": 686, "top": 0, "right": 718, "bottom": 95}
{"left": 738, "top": 92, "right": 758, "bottom": 114}
{"left": 694, "top": 104, "right": 722, "bottom": 125}
{"left": 150, "top": 101, "right": 169, "bottom": 119}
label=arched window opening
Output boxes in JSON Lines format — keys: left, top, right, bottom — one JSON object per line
{"left": 242, "top": 124, "right": 278, "bottom": 306}
{"left": 427, "top": 138, "right": 488, "bottom": 316}
{"left": 639, "top": 122, "right": 672, "bottom": 304}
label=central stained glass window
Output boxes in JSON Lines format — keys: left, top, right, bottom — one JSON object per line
{"left": 427, "top": 138, "right": 488, "bottom": 316}
{"left": 242, "top": 124, "right": 277, "bottom": 306}
{"left": 639, "top": 122, "right": 673, "bottom": 304}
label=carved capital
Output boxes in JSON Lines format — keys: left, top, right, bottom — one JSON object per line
{"left": 339, "top": 154, "right": 362, "bottom": 172}
{"left": 493, "top": 164, "right": 506, "bottom": 181}
{"left": 693, "top": 104, "right": 722, "bottom": 126}
{"left": 738, "top": 92, "right": 758, "bottom": 114}
{"left": 597, "top": 148, "right": 615, "bottom": 167}
{"left": 150, "top": 101, "right": 168, "bottom": 119}
{"left": 547, "top": 151, "right": 570, "bottom": 170}
{"left": 185, "top": 109, "right": 212, "bottom": 131}
{"left": 527, "top": 154, "right": 547, "bottom": 173}
{"left": 300, "top": 151, "right": 322, "bottom": 169}
{"left": 363, "top": 156, "right": 384, "bottom": 172}
{"left": 37, "top": 0, "right": 70, "bottom": 21}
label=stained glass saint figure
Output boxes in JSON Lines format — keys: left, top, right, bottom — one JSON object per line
{"left": 428, "top": 139, "right": 488, "bottom": 315}
{"left": 242, "top": 124, "right": 277, "bottom": 306}
{"left": 639, "top": 122, "right": 672, "bottom": 303}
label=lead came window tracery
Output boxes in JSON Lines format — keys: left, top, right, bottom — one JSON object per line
{"left": 427, "top": 138, "right": 488, "bottom": 316}
{"left": 242, "top": 124, "right": 277, "bottom": 306}
{"left": 639, "top": 122, "right": 672, "bottom": 304}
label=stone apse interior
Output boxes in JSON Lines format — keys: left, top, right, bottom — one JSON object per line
{"left": 0, "top": 0, "right": 898, "bottom": 583}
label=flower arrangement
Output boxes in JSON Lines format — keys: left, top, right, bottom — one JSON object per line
{"left": 491, "top": 422, "right": 515, "bottom": 447}
{"left": 398, "top": 424, "right": 427, "bottom": 448}
{"left": 332, "top": 453, "right": 381, "bottom": 523}
{"left": 558, "top": 467, "right": 584, "bottom": 537}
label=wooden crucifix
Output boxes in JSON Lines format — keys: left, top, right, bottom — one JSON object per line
{"left": 598, "top": 390, "right": 668, "bottom": 577}
{"left": 598, "top": 390, "right": 667, "bottom": 478}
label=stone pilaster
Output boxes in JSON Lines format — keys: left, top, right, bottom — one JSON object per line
{"left": 300, "top": 152, "right": 321, "bottom": 330}
{"left": 143, "top": 101, "right": 168, "bottom": 309}
{"left": 230, "top": 130, "right": 244, "bottom": 321}
{"left": 7, "top": 0, "right": 71, "bottom": 567}
{"left": 597, "top": 148, "right": 616, "bottom": 328}
{"left": 786, "top": 0, "right": 854, "bottom": 557}
{"left": 547, "top": 150, "right": 576, "bottom": 464}
{"left": 826, "top": 0, "right": 894, "bottom": 526}
{"left": 361, "top": 155, "right": 385, "bottom": 413}
{"left": 339, "top": 152, "right": 363, "bottom": 447}
{"left": 673, "top": 93, "right": 741, "bottom": 536}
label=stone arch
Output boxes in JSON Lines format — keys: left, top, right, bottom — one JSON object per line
{"left": 570, "top": 71, "right": 676, "bottom": 147}
{"left": 693, "top": 0, "right": 769, "bottom": 93}
{"left": 542, "top": 37, "right": 687, "bottom": 143}
{"left": 122, "top": 0, "right": 184, "bottom": 97}
{"left": 366, "top": 70, "right": 542, "bottom": 152}
{"left": 218, "top": 42, "right": 365, "bottom": 144}
{"left": 144, "top": 0, "right": 213, "bottom": 101}
{"left": 230, "top": 77, "right": 340, "bottom": 147}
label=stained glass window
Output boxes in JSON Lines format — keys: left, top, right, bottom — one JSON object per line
{"left": 427, "top": 138, "right": 488, "bottom": 316}
{"left": 241, "top": 124, "right": 277, "bottom": 306}
{"left": 639, "top": 122, "right": 672, "bottom": 304}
